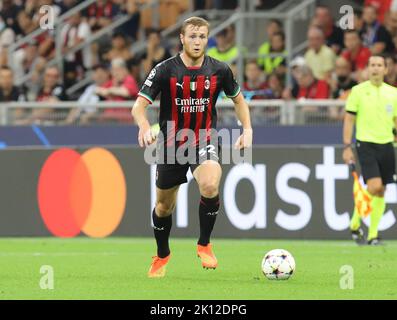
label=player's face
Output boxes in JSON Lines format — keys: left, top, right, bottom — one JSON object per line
{"left": 368, "top": 57, "right": 387, "bottom": 81}
{"left": 180, "top": 25, "right": 208, "bottom": 60}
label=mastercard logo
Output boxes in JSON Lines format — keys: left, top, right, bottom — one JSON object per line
{"left": 37, "top": 147, "right": 127, "bottom": 238}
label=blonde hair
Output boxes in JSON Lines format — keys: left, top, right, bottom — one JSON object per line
{"left": 180, "top": 16, "right": 210, "bottom": 35}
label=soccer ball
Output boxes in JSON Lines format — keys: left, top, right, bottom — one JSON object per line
{"left": 261, "top": 249, "right": 296, "bottom": 280}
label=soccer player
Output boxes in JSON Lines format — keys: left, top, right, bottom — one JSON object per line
{"left": 131, "top": 17, "right": 252, "bottom": 277}
{"left": 343, "top": 55, "right": 397, "bottom": 245}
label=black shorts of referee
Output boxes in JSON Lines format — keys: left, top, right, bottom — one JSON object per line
{"left": 356, "top": 140, "right": 397, "bottom": 184}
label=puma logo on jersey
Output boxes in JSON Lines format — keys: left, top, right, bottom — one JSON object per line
{"left": 207, "top": 211, "right": 219, "bottom": 216}
{"left": 153, "top": 226, "right": 165, "bottom": 231}
{"left": 176, "top": 81, "right": 197, "bottom": 91}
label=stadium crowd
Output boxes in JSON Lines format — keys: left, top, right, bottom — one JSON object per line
{"left": 0, "top": 0, "right": 395, "bottom": 125}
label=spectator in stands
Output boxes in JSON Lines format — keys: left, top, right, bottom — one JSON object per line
{"left": 103, "top": 31, "right": 133, "bottom": 63}
{"left": 257, "top": 31, "right": 286, "bottom": 76}
{"left": 59, "top": 0, "right": 78, "bottom": 15}
{"left": 281, "top": 56, "right": 306, "bottom": 100}
{"left": 95, "top": 58, "right": 138, "bottom": 123}
{"left": 385, "top": 10, "right": 397, "bottom": 58}
{"left": 330, "top": 57, "right": 357, "bottom": 100}
{"left": 328, "top": 57, "right": 357, "bottom": 121}
{"left": 385, "top": 11, "right": 397, "bottom": 39}
{"left": 263, "top": 72, "right": 284, "bottom": 124}
{"left": 64, "top": 64, "right": 111, "bottom": 124}
{"left": 85, "top": 0, "right": 121, "bottom": 70}
{"left": 0, "top": 0, "right": 22, "bottom": 36}
{"left": 354, "top": 8, "right": 364, "bottom": 31}
{"left": 12, "top": 39, "right": 45, "bottom": 99}
{"left": 295, "top": 65, "right": 330, "bottom": 100}
{"left": 314, "top": 5, "right": 344, "bottom": 54}
{"left": 295, "top": 65, "right": 331, "bottom": 122}
{"left": 61, "top": 11, "right": 92, "bottom": 89}
{"left": 84, "top": 0, "right": 120, "bottom": 31}
{"left": 127, "top": 56, "right": 142, "bottom": 87}
{"left": 364, "top": 0, "right": 396, "bottom": 23}
{"left": 385, "top": 55, "right": 397, "bottom": 86}
{"left": 266, "top": 72, "right": 284, "bottom": 99}
{"left": 0, "top": 66, "right": 26, "bottom": 123}
{"left": 37, "top": 66, "right": 68, "bottom": 101}
{"left": 263, "top": 19, "right": 283, "bottom": 43}
{"left": 13, "top": 11, "right": 50, "bottom": 94}
{"left": 29, "top": 10, "right": 56, "bottom": 60}
{"left": 142, "top": 28, "right": 171, "bottom": 75}
{"left": 0, "top": 1, "right": 19, "bottom": 67}
{"left": 329, "top": 57, "right": 357, "bottom": 121}
{"left": 341, "top": 29, "right": 371, "bottom": 81}
{"left": 0, "top": 66, "right": 19, "bottom": 96}
{"left": 17, "top": 11, "right": 55, "bottom": 59}
{"left": 242, "top": 60, "right": 267, "bottom": 100}
{"left": 207, "top": 26, "right": 239, "bottom": 64}
{"left": 243, "top": 64, "right": 283, "bottom": 125}
{"left": 17, "top": 10, "right": 36, "bottom": 38}
{"left": 304, "top": 27, "right": 336, "bottom": 81}
{"left": 16, "top": 66, "right": 68, "bottom": 124}
{"left": 116, "top": 0, "right": 140, "bottom": 42}
{"left": 0, "top": 25, "right": 14, "bottom": 67}
{"left": 360, "top": 5, "right": 394, "bottom": 54}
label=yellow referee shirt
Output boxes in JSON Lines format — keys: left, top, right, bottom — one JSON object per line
{"left": 345, "top": 80, "right": 397, "bottom": 144}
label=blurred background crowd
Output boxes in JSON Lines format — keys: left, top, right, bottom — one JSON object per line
{"left": 0, "top": 0, "right": 393, "bottom": 125}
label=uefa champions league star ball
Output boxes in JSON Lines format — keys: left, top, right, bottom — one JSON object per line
{"left": 261, "top": 249, "right": 296, "bottom": 280}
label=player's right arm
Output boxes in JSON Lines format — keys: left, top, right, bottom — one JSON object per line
{"left": 342, "top": 86, "right": 358, "bottom": 164}
{"left": 132, "top": 97, "right": 154, "bottom": 147}
{"left": 131, "top": 63, "right": 164, "bottom": 147}
{"left": 343, "top": 112, "right": 356, "bottom": 164}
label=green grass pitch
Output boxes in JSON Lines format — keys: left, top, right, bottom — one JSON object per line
{"left": 0, "top": 238, "right": 396, "bottom": 300}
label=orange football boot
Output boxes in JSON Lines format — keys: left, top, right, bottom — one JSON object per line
{"left": 148, "top": 254, "right": 170, "bottom": 278}
{"left": 197, "top": 243, "right": 218, "bottom": 269}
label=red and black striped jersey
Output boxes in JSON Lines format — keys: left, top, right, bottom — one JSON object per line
{"left": 138, "top": 54, "right": 240, "bottom": 146}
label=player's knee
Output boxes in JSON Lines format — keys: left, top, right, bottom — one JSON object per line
{"left": 367, "top": 183, "right": 384, "bottom": 196}
{"left": 199, "top": 180, "right": 219, "bottom": 198}
{"left": 155, "top": 201, "right": 175, "bottom": 217}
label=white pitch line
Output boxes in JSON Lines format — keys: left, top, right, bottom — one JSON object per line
{"left": 0, "top": 252, "right": 120, "bottom": 257}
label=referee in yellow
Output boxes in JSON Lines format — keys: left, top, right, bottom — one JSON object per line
{"left": 343, "top": 55, "right": 397, "bottom": 245}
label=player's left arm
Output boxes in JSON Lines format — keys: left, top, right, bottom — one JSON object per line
{"left": 232, "top": 93, "right": 253, "bottom": 149}
{"left": 222, "top": 63, "right": 252, "bottom": 149}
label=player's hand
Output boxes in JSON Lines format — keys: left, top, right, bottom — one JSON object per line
{"left": 342, "top": 146, "right": 355, "bottom": 164}
{"left": 138, "top": 123, "right": 158, "bottom": 147}
{"left": 234, "top": 128, "right": 253, "bottom": 150}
